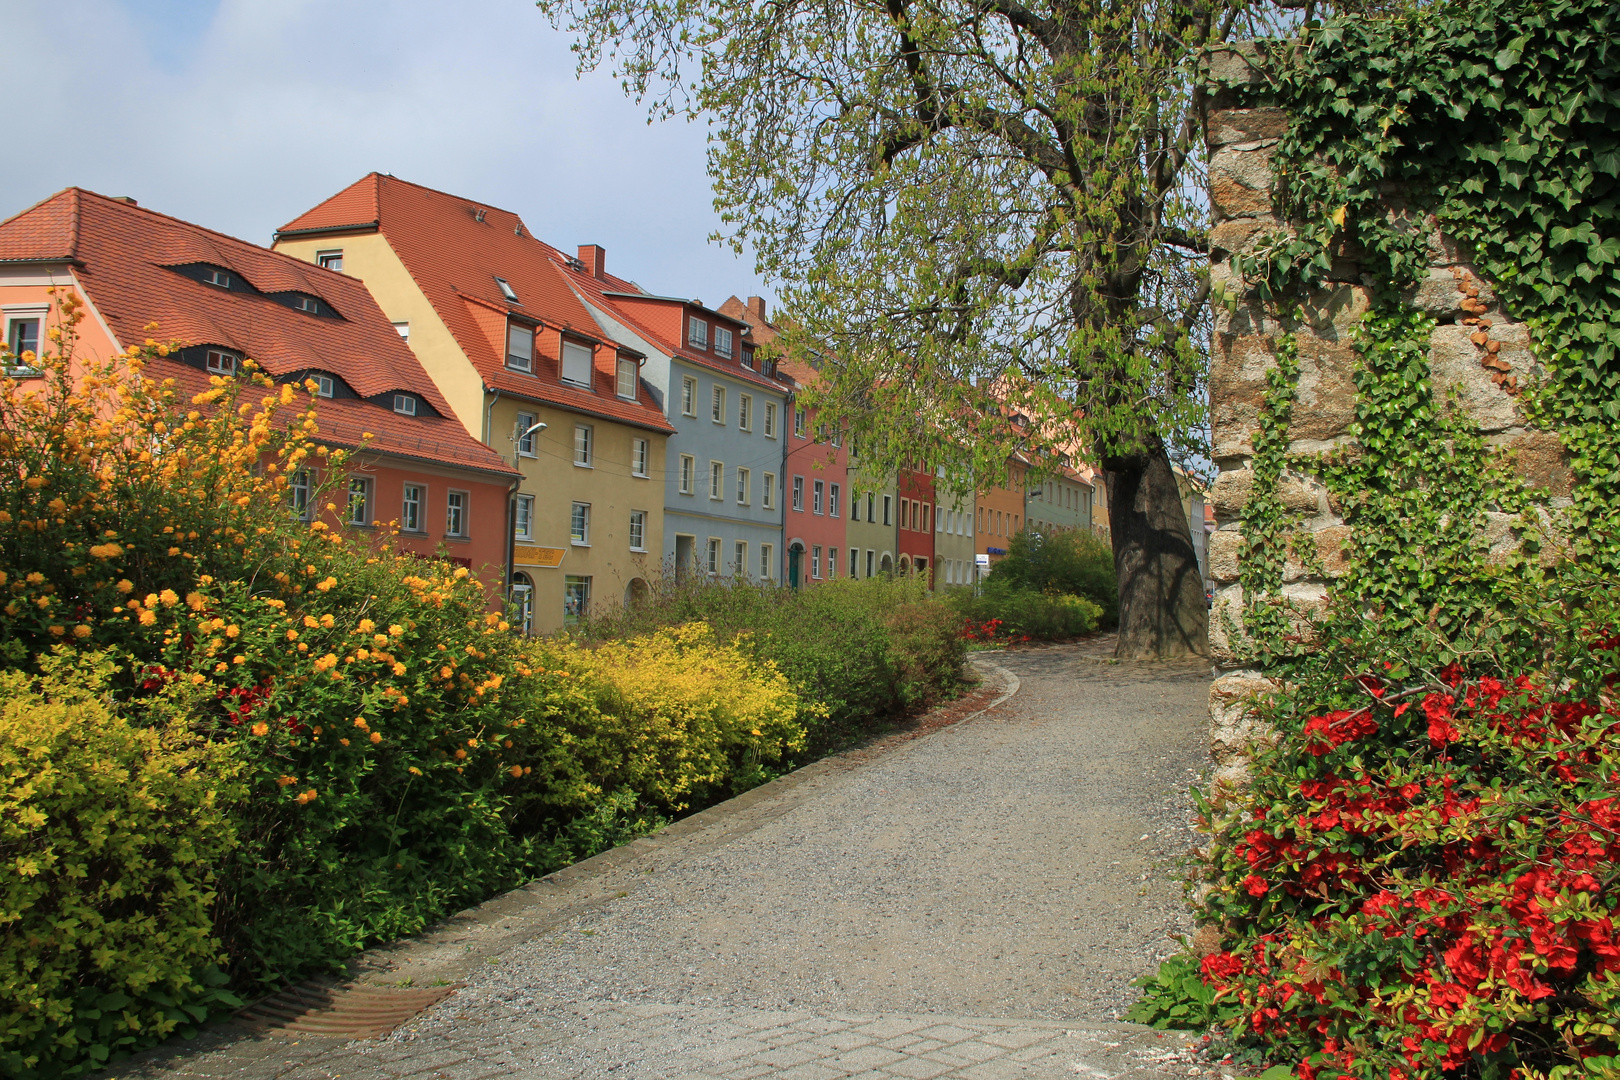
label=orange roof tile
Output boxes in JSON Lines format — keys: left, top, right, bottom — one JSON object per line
{"left": 278, "top": 174, "right": 675, "bottom": 434}
{"left": 0, "top": 188, "right": 518, "bottom": 478}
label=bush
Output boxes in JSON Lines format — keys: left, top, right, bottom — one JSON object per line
{"left": 1159, "top": 576, "right": 1620, "bottom": 1080}
{"left": 0, "top": 652, "right": 241, "bottom": 1078}
{"left": 984, "top": 528, "right": 1117, "bottom": 624}
{"left": 946, "top": 585, "right": 1102, "bottom": 642}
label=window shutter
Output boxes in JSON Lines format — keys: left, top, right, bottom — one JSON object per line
{"left": 507, "top": 324, "right": 534, "bottom": 369}
{"left": 561, "top": 341, "right": 593, "bottom": 386}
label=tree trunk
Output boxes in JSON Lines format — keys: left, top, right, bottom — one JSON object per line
{"left": 1103, "top": 445, "right": 1209, "bottom": 660}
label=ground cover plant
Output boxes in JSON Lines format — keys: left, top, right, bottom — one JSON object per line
{"left": 944, "top": 529, "right": 1112, "bottom": 645}
{"left": 0, "top": 303, "right": 874, "bottom": 1077}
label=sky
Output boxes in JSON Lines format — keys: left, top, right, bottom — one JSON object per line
{"left": 0, "top": 0, "right": 770, "bottom": 308}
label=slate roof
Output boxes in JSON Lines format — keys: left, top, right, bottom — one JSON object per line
{"left": 0, "top": 187, "right": 518, "bottom": 477}
{"left": 278, "top": 174, "right": 675, "bottom": 434}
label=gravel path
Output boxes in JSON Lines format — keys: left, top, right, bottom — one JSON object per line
{"left": 122, "top": 640, "right": 1214, "bottom": 1080}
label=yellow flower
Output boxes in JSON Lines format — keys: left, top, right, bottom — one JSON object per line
{"left": 27, "top": 572, "right": 46, "bottom": 586}
{"left": 191, "top": 673, "right": 206, "bottom": 685}
{"left": 408, "top": 766, "right": 422, "bottom": 776}
{"left": 508, "top": 765, "right": 523, "bottom": 778}
{"left": 233, "top": 655, "right": 246, "bottom": 665}
{"left": 287, "top": 629, "right": 299, "bottom": 641}
{"left": 276, "top": 775, "right": 298, "bottom": 787}
{"left": 315, "top": 577, "right": 337, "bottom": 592}
{"left": 369, "top": 731, "right": 382, "bottom": 744}
{"left": 304, "top": 615, "right": 319, "bottom": 628}
{"left": 373, "top": 633, "right": 390, "bottom": 648}
{"left": 138, "top": 609, "right": 158, "bottom": 626}
{"left": 392, "top": 662, "right": 406, "bottom": 676}
{"left": 454, "top": 749, "right": 468, "bottom": 760}
{"left": 339, "top": 737, "right": 350, "bottom": 746}
{"left": 72, "top": 624, "right": 92, "bottom": 639}
{"left": 250, "top": 722, "right": 269, "bottom": 736}
{"left": 358, "top": 618, "right": 375, "bottom": 633}
{"left": 389, "top": 624, "right": 404, "bottom": 637}
{"left": 313, "top": 653, "right": 339, "bottom": 672}
{"left": 186, "top": 591, "right": 206, "bottom": 611}
{"left": 48, "top": 625, "right": 66, "bottom": 637}
{"left": 319, "top": 613, "right": 335, "bottom": 629}
{"left": 225, "top": 624, "right": 240, "bottom": 638}
{"left": 296, "top": 789, "right": 318, "bottom": 805}
{"left": 168, "top": 546, "right": 181, "bottom": 556}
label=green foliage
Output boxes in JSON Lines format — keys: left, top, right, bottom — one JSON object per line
{"left": 1124, "top": 951, "right": 1244, "bottom": 1031}
{"left": 0, "top": 652, "right": 242, "bottom": 1078}
{"left": 946, "top": 585, "right": 1103, "bottom": 642}
{"left": 983, "top": 529, "right": 1118, "bottom": 624}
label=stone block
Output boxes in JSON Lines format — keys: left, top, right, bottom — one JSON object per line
{"left": 1491, "top": 429, "right": 1572, "bottom": 497}
{"left": 1207, "top": 107, "right": 1289, "bottom": 148}
{"left": 1408, "top": 266, "right": 1497, "bottom": 319}
{"left": 1208, "top": 584, "right": 1250, "bottom": 666}
{"left": 1210, "top": 217, "right": 1278, "bottom": 257}
{"left": 1209, "top": 468, "right": 1253, "bottom": 523}
{"left": 1208, "top": 671, "right": 1277, "bottom": 770}
{"left": 1315, "top": 525, "right": 1353, "bottom": 577}
{"left": 1430, "top": 323, "right": 1530, "bottom": 433}
{"left": 1209, "top": 143, "right": 1276, "bottom": 219}
{"left": 1277, "top": 474, "right": 1320, "bottom": 513}
{"left": 1425, "top": 222, "right": 1469, "bottom": 266}
{"left": 1290, "top": 334, "right": 1360, "bottom": 443}
{"left": 1210, "top": 333, "right": 1277, "bottom": 459}
{"left": 1208, "top": 529, "right": 1242, "bottom": 584}
{"left": 1204, "top": 42, "right": 1267, "bottom": 89}
{"left": 1299, "top": 284, "right": 1372, "bottom": 336}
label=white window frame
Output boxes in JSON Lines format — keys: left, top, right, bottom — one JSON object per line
{"left": 828, "top": 546, "right": 838, "bottom": 579}
{"left": 446, "top": 490, "right": 469, "bottom": 538}
{"left": 714, "top": 325, "right": 733, "bottom": 359}
{"left": 401, "top": 483, "right": 423, "bottom": 532}
{"left": 347, "top": 477, "right": 372, "bottom": 527}
{"left": 629, "top": 509, "right": 647, "bottom": 552}
{"left": 760, "top": 543, "right": 774, "bottom": 579}
{"left": 792, "top": 476, "right": 804, "bottom": 512}
{"left": 793, "top": 407, "right": 807, "bottom": 438}
{"left": 573, "top": 424, "right": 593, "bottom": 467}
{"left": 495, "top": 276, "right": 520, "bottom": 303}
{"left": 680, "top": 454, "right": 695, "bottom": 495}
{"left": 3, "top": 306, "right": 47, "bottom": 374}
{"left": 738, "top": 394, "right": 752, "bottom": 432}
{"left": 689, "top": 317, "right": 708, "bottom": 348}
{"left": 516, "top": 411, "right": 538, "bottom": 457}
{"left": 764, "top": 402, "right": 778, "bottom": 438}
{"left": 681, "top": 376, "right": 697, "bottom": 417}
{"left": 706, "top": 537, "right": 720, "bottom": 575}
{"left": 811, "top": 545, "right": 822, "bottom": 579}
{"left": 506, "top": 323, "right": 535, "bottom": 373}
{"left": 883, "top": 495, "right": 893, "bottom": 526}
{"left": 392, "top": 321, "right": 409, "bottom": 340}
{"left": 295, "top": 295, "right": 319, "bottom": 314}
{"left": 310, "top": 372, "right": 335, "bottom": 397}
{"left": 316, "top": 250, "right": 343, "bottom": 271}
{"left": 632, "top": 437, "right": 649, "bottom": 477}
{"left": 849, "top": 547, "right": 859, "bottom": 578}
{"left": 561, "top": 339, "right": 593, "bottom": 388}
{"left": 734, "top": 539, "right": 747, "bottom": 574}
{"left": 829, "top": 483, "right": 840, "bottom": 519}
{"left": 570, "top": 501, "right": 591, "bottom": 546}
{"left": 204, "top": 267, "right": 231, "bottom": 289}
{"left": 736, "top": 467, "right": 750, "bottom": 505}
{"left": 813, "top": 479, "right": 824, "bottom": 515}
{"left": 393, "top": 394, "right": 417, "bottom": 416}
{"left": 289, "top": 470, "right": 313, "bottom": 522}
{"left": 709, "top": 460, "right": 724, "bottom": 501}
{"left": 616, "top": 357, "right": 638, "bottom": 399}
{"left": 515, "top": 494, "right": 535, "bottom": 542}
{"left": 564, "top": 575, "right": 591, "bottom": 623}
{"left": 763, "top": 473, "right": 776, "bottom": 510}
{"left": 510, "top": 573, "right": 534, "bottom": 635}
{"left": 206, "top": 349, "right": 237, "bottom": 376}
{"left": 711, "top": 384, "right": 726, "bottom": 424}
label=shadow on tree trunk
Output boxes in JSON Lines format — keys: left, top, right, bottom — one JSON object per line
{"left": 1105, "top": 446, "right": 1209, "bottom": 661}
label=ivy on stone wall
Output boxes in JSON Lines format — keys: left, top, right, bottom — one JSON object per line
{"left": 1227, "top": 0, "right": 1617, "bottom": 661}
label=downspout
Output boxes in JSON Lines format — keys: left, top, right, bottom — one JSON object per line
{"left": 781, "top": 383, "right": 792, "bottom": 585}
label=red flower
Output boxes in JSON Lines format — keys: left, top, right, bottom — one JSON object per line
{"left": 1243, "top": 874, "right": 1270, "bottom": 897}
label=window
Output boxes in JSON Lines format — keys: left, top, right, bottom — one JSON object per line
{"left": 205, "top": 349, "right": 237, "bottom": 375}
{"left": 204, "top": 267, "right": 231, "bottom": 289}
{"left": 316, "top": 250, "right": 343, "bottom": 271}
{"left": 629, "top": 509, "right": 646, "bottom": 551}
{"left": 4, "top": 314, "right": 42, "bottom": 369}
{"left": 867, "top": 550, "right": 875, "bottom": 578}
{"left": 710, "top": 460, "right": 724, "bottom": 500}
{"left": 793, "top": 407, "right": 807, "bottom": 438}
{"left": 509, "top": 494, "right": 533, "bottom": 542}
{"left": 792, "top": 476, "right": 804, "bottom": 512}
{"left": 736, "top": 467, "right": 750, "bottom": 505}
{"left": 922, "top": 503, "right": 932, "bottom": 532}
{"left": 446, "top": 491, "right": 468, "bottom": 537}
{"left": 813, "top": 479, "right": 824, "bottom": 515}
{"left": 937, "top": 506, "right": 946, "bottom": 532}
{"left": 734, "top": 540, "right": 747, "bottom": 574}
{"left": 564, "top": 576, "right": 591, "bottom": 623}
{"left": 760, "top": 543, "right": 773, "bottom": 579}
{"left": 573, "top": 424, "right": 592, "bottom": 466}
{"left": 851, "top": 491, "right": 861, "bottom": 522}
{"left": 401, "top": 484, "right": 423, "bottom": 532}
{"left": 882, "top": 495, "right": 893, "bottom": 526}
{"left": 811, "top": 545, "right": 822, "bottom": 579}
{"left": 506, "top": 323, "right": 534, "bottom": 372}
{"left": 632, "top": 438, "right": 649, "bottom": 477}
{"left": 763, "top": 473, "right": 776, "bottom": 510}
{"left": 495, "top": 276, "right": 520, "bottom": 303}
{"left": 393, "top": 321, "right": 409, "bottom": 340}
{"left": 741, "top": 346, "right": 754, "bottom": 370}
{"left": 738, "top": 394, "right": 752, "bottom": 431}
{"left": 616, "top": 357, "right": 638, "bottom": 399}
{"left": 706, "top": 537, "right": 720, "bottom": 574}
{"left": 570, "top": 502, "right": 591, "bottom": 545}
{"left": 312, "top": 373, "right": 335, "bottom": 397}
{"left": 681, "top": 377, "right": 697, "bottom": 416}
{"left": 763, "top": 402, "right": 777, "bottom": 438}
{"left": 347, "top": 478, "right": 372, "bottom": 526}
{"left": 516, "top": 411, "right": 538, "bottom": 456}
{"left": 832, "top": 427, "right": 843, "bottom": 447}
{"left": 714, "top": 325, "right": 733, "bottom": 359}
{"left": 829, "top": 484, "right": 841, "bottom": 519}
{"left": 680, "top": 455, "right": 695, "bottom": 494}
{"left": 711, "top": 384, "right": 726, "bottom": 424}
{"left": 561, "top": 340, "right": 593, "bottom": 387}
{"left": 849, "top": 547, "right": 859, "bottom": 578}
{"left": 899, "top": 498, "right": 910, "bottom": 531}
{"left": 510, "top": 573, "right": 534, "bottom": 635}
{"left": 289, "top": 470, "right": 312, "bottom": 522}
{"left": 688, "top": 317, "right": 708, "bottom": 348}
{"left": 828, "top": 547, "right": 838, "bottom": 579}
{"left": 291, "top": 295, "right": 318, "bottom": 314}
{"left": 393, "top": 394, "right": 417, "bottom": 416}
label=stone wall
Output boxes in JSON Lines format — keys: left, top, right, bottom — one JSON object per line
{"left": 1199, "top": 42, "right": 1571, "bottom": 785}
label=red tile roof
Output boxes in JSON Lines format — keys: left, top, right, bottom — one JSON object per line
{"left": 0, "top": 187, "right": 518, "bottom": 478}
{"left": 718, "top": 295, "right": 819, "bottom": 388}
{"left": 278, "top": 174, "right": 675, "bottom": 434}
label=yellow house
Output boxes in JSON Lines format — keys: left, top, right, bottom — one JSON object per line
{"left": 275, "top": 174, "right": 674, "bottom": 632}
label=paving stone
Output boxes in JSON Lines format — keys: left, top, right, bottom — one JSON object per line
{"left": 772, "top": 1064, "right": 847, "bottom": 1080}
{"left": 976, "top": 1030, "right": 1055, "bottom": 1050}
{"left": 878, "top": 1058, "right": 954, "bottom": 1080}
{"left": 830, "top": 1046, "right": 908, "bottom": 1071}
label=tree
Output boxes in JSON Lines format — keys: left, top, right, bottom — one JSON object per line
{"left": 537, "top": 0, "right": 1268, "bottom": 657}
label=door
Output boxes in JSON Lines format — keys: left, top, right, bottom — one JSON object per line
{"left": 788, "top": 544, "right": 803, "bottom": 589}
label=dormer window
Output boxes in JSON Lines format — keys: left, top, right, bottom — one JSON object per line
{"left": 714, "top": 326, "right": 733, "bottom": 359}
{"left": 616, "top": 357, "right": 638, "bottom": 399}
{"left": 741, "top": 346, "right": 754, "bottom": 370}
{"left": 506, "top": 323, "right": 534, "bottom": 373}
{"left": 393, "top": 394, "right": 417, "bottom": 416}
{"left": 311, "top": 373, "right": 335, "bottom": 398}
{"left": 204, "top": 268, "right": 231, "bottom": 289}
{"left": 316, "top": 250, "right": 343, "bottom": 271}
{"left": 561, "top": 340, "right": 593, "bottom": 388}
{"left": 495, "top": 277, "right": 520, "bottom": 303}
{"left": 205, "top": 349, "right": 236, "bottom": 375}
{"left": 688, "top": 317, "right": 708, "bottom": 349}
{"left": 294, "top": 296, "right": 319, "bottom": 314}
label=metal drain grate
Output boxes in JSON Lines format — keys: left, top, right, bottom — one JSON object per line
{"left": 235, "top": 981, "right": 461, "bottom": 1039}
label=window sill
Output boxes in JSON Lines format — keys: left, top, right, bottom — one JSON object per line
{"left": 570, "top": 541, "right": 591, "bottom": 548}
{"left": 574, "top": 462, "right": 593, "bottom": 469}
{"left": 443, "top": 535, "right": 471, "bottom": 544}
{"left": 398, "top": 529, "right": 429, "bottom": 538}
{"left": 561, "top": 379, "right": 593, "bottom": 391}
{"left": 348, "top": 522, "right": 377, "bottom": 531}
{"left": 630, "top": 546, "right": 647, "bottom": 554}
{"left": 505, "top": 363, "right": 534, "bottom": 375}
{"left": 633, "top": 472, "right": 649, "bottom": 479}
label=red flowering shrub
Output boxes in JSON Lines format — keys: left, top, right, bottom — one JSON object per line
{"left": 1192, "top": 597, "right": 1620, "bottom": 1080}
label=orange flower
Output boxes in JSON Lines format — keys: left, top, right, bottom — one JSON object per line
{"left": 276, "top": 775, "right": 298, "bottom": 787}
{"left": 369, "top": 731, "right": 382, "bottom": 744}
{"left": 250, "top": 722, "right": 269, "bottom": 736}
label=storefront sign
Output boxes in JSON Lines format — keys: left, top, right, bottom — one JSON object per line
{"left": 513, "top": 545, "right": 566, "bottom": 568}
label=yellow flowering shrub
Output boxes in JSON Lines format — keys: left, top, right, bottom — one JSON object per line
{"left": 0, "top": 652, "right": 241, "bottom": 1078}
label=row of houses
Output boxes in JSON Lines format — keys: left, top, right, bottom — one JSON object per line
{"left": 0, "top": 177, "right": 1132, "bottom": 634}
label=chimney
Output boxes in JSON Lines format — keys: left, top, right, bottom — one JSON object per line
{"left": 113, "top": 196, "right": 138, "bottom": 205}
{"left": 578, "top": 244, "right": 606, "bottom": 280}
{"left": 746, "top": 295, "right": 767, "bottom": 322}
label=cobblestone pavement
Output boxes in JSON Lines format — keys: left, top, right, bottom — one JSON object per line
{"left": 120, "top": 641, "right": 1215, "bottom": 1080}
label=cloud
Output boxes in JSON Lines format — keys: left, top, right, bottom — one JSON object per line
{"left": 1, "top": 0, "right": 770, "bottom": 305}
